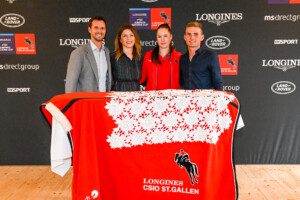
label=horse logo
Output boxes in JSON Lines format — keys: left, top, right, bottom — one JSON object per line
{"left": 174, "top": 149, "right": 199, "bottom": 185}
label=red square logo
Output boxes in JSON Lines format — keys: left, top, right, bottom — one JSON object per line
{"left": 14, "top": 34, "right": 36, "bottom": 55}
{"left": 150, "top": 8, "right": 171, "bottom": 30}
{"left": 218, "top": 54, "right": 238, "bottom": 75}
{"left": 289, "top": 0, "right": 300, "bottom": 3}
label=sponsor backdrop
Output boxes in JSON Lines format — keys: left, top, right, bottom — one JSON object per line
{"left": 1, "top": 0, "right": 299, "bottom": 164}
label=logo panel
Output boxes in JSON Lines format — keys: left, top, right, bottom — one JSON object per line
{"left": 69, "top": 17, "right": 91, "bottom": 23}
{"left": 59, "top": 38, "right": 90, "bottom": 48}
{"left": 196, "top": 13, "right": 243, "bottom": 26}
{"left": 6, "top": 0, "right": 17, "bottom": 3}
{"left": 262, "top": 59, "right": 300, "bottom": 71}
{"left": 150, "top": 8, "right": 171, "bottom": 29}
{"left": 223, "top": 85, "right": 240, "bottom": 92}
{"left": 129, "top": 8, "right": 151, "bottom": 30}
{"left": 271, "top": 81, "right": 296, "bottom": 94}
{"left": 7, "top": 87, "right": 30, "bottom": 93}
{"left": 0, "top": 13, "right": 25, "bottom": 28}
{"left": 0, "top": 33, "right": 15, "bottom": 55}
{"left": 205, "top": 35, "right": 231, "bottom": 50}
{"left": 15, "top": 33, "right": 36, "bottom": 55}
{"left": 141, "top": 0, "right": 158, "bottom": 2}
{"left": 130, "top": 8, "right": 171, "bottom": 30}
{"left": 218, "top": 54, "right": 238, "bottom": 75}
{"left": 140, "top": 40, "right": 157, "bottom": 47}
{"left": 264, "top": 14, "right": 300, "bottom": 22}
{"left": 0, "top": 63, "right": 39, "bottom": 71}
{"left": 268, "top": 0, "right": 289, "bottom": 3}
{"left": 268, "top": 0, "right": 300, "bottom": 3}
{"left": 290, "top": 0, "right": 300, "bottom": 3}
{"left": 274, "top": 39, "right": 298, "bottom": 45}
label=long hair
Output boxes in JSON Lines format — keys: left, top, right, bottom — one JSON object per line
{"left": 114, "top": 24, "right": 141, "bottom": 60}
{"left": 151, "top": 23, "right": 173, "bottom": 64}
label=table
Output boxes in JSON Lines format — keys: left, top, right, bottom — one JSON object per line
{"left": 41, "top": 90, "right": 241, "bottom": 200}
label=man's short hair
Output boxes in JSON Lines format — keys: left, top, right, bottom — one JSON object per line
{"left": 185, "top": 21, "right": 204, "bottom": 34}
{"left": 88, "top": 16, "right": 107, "bottom": 28}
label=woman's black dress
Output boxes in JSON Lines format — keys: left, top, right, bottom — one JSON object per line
{"left": 110, "top": 53, "right": 141, "bottom": 91}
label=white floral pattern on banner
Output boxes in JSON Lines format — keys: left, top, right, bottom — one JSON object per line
{"left": 105, "top": 90, "right": 235, "bottom": 149}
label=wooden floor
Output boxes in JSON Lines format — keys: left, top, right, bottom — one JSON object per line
{"left": 0, "top": 165, "right": 299, "bottom": 200}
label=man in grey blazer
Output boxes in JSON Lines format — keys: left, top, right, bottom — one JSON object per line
{"left": 65, "top": 16, "right": 112, "bottom": 93}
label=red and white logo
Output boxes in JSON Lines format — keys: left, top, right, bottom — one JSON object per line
{"left": 150, "top": 8, "right": 171, "bottom": 30}
{"left": 15, "top": 33, "right": 36, "bottom": 55}
{"left": 218, "top": 54, "right": 238, "bottom": 75}
{"left": 85, "top": 190, "right": 99, "bottom": 200}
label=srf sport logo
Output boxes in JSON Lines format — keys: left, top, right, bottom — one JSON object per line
{"left": 174, "top": 149, "right": 199, "bottom": 185}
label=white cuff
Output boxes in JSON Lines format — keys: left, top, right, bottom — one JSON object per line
{"left": 45, "top": 102, "right": 72, "bottom": 132}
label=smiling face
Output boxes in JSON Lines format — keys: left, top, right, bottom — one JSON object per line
{"left": 120, "top": 29, "right": 135, "bottom": 49}
{"left": 156, "top": 27, "right": 173, "bottom": 50}
{"left": 184, "top": 26, "right": 204, "bottom": 50}
{"left": 88, "top": 19, "right": 106, "bottom": 43}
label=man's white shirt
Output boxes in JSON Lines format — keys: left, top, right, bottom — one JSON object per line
{"left": 90, "top": 41, "right": 107, "bottom": 92}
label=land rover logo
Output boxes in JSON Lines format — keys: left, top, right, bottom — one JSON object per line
{"left": 205, "top": 35, "right": 231, "bottom": 50}
{"left": 0, "top": 13, "right": 25, "bottom": 28}
{"left": 271, "top": 81, "right": 296, "bottom": 95}
{"left": 6, "top": 0, "right": 17, "bottom": 3}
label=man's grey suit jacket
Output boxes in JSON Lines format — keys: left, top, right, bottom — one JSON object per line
{"left": 65, "top": 42, "right": 112, "bottom": 93}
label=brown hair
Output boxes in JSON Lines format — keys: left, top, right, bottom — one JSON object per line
{"left": 88, "top": 16, "right": 107, "bottom": 28}
{"left": 185, "top": 21, "right": 204, "bottom": 34}
{"left": 151, "top": 23, "right": 173, "bottom": 64}
{"left": 114, "top": 24, "right": 141, "bottom": 60}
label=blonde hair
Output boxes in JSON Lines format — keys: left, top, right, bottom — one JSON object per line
{"left": 114, "top": 24, "right": 141, "bottom": 60}
{"left": 185, "top": 21, "right": 204, "bottom": 34}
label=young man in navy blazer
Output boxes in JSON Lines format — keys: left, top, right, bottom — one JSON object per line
{"left": 180, "top": 21, "right": 223, "bottom": 90}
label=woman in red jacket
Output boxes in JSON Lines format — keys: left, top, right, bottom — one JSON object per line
{"left": 140, "top": 23, "right": 181, "bottom": 91}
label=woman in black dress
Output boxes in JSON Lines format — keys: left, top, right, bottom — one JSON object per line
{"left": 111, "top": 24, "right": 142, "bottom": 91}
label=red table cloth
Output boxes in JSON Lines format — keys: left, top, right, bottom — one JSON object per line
{"left": 41, "top": 90, "right": 241, "bottom": 200}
